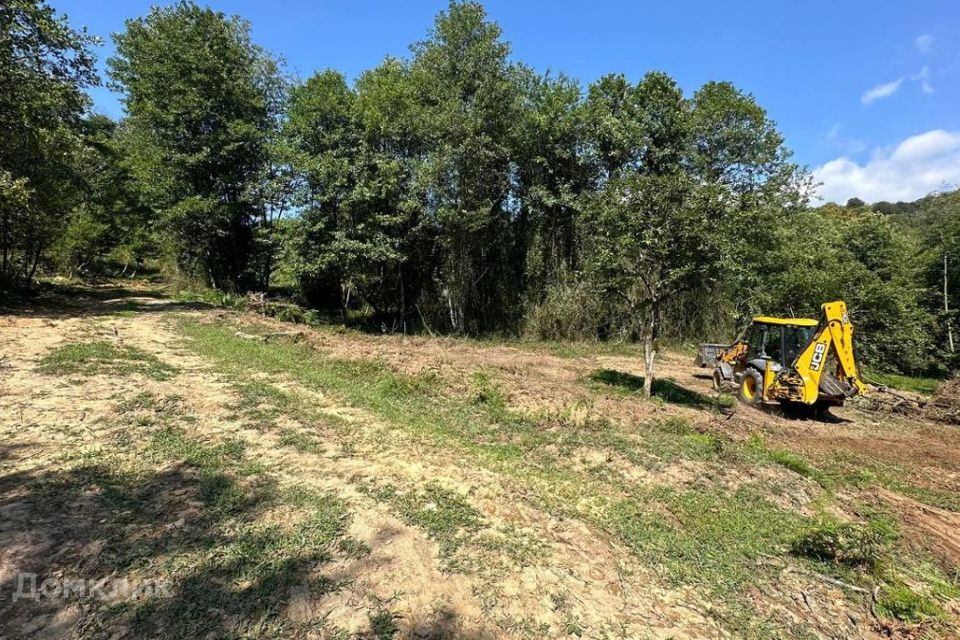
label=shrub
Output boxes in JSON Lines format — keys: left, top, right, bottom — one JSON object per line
{"left": 523, "top": 280, "right": 602, "bottom": 341}
{"left": 876, "top": 585, "right": 944, "bottom": 623}
{"left": 791, "top": 517, "right": 898, "bottom": 568}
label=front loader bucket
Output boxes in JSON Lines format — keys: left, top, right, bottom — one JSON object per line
{"left": 695, "top": 343, "right": 728, "bottom": 368}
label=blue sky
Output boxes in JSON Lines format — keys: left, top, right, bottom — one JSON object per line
{"left": 56, "top": 0, "right": 960, "bottom": 203}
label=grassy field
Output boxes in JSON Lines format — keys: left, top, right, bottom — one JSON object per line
{"left": 0, "top": 283, "right": 958, "bottom": 639}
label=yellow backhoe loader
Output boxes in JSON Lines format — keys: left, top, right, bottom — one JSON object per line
{"left": 696, "top": 301, "right": 867, "bottom": 410}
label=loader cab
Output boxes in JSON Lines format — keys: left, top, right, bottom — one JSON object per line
{"left": 744, "top": 317, "right": 818, "bottom": 366}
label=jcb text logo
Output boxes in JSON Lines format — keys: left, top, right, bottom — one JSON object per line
{"left": 810, "top": 343, "right": 827, "bottom": 371}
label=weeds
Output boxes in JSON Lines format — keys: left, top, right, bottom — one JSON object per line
{"left": 467, "top": 369, "right": 506, "bottom": 410}
{"left": 608, "top": 487, "right": 807, "bottom": 590}
{"left": 875, "top": 584, "right": 945, "bottom": 623}
{"left": 367, "top": 610, "right": 400, "bottom": 639}
{"left": 364, "top": 481, "right": 482, "bottom": 564}
{"left": 38, "top": 341, "right": 177, "bottom": 380}
{"left": 791, "top": 516, "right": 898, "bottom": 569}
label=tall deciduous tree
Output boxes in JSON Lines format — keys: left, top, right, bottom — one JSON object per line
{"left": 108, "top": 1, "right": 283, "bottom": 289}
{"left": 53, "top": 115, "right": 157, "bottom": 277}
{"left": 513, "top": 69, "right": 589, "bottom": 301}
{"left": 410, "top": 1, "right": 520, "bottom": 332}
{"left": 584, "top": 72, "right": 804, "bottom": 397}
{"left": 0, "top": 0, "right": 97, "bottom": 286}
{"left": 284, "top": 69, "right": 361, "bottom": 316}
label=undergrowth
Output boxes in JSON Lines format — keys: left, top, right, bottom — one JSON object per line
{"left": 38, "top": 341, "right": 177, "bottom": 380}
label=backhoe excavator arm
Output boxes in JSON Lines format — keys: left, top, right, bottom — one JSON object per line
{"left": 791, "top": 301, "right": 867, "bottom": 404}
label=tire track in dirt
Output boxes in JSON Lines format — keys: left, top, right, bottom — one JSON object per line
{"left": 1, "top": 303, "right": 729, "bottom": 638}
{"left": 5, "top": 289, "right": 949, "bottom": 639}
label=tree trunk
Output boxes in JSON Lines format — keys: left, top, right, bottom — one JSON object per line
{"left": 643, "top": 334, "right": 656, "bottom": 399}
{"left": 945, "top": 251, "right": 955, "bottom": 353}
{"left": 340, "top": 281, "right": 350, "bottom": 325}
{"left": 642, "top": 306, "right": 657, "bottom": 399}
{"left": 26, "top": 244, "right": 43, "bottom": 287}
{"left": 398, "top": 262, "right": 407, "bottom": 334}
{"left": 1, "top": 210, "right": 8, "bottom": 276}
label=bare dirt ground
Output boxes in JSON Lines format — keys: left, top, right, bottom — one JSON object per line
{"left": 1, "top": 283, "right": 958, "bottom": 639}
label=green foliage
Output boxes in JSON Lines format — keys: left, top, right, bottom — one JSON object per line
{"left": 37, "top": 341, "right": 177, "bottom": 380}
{"left": 51, "top": 116, "right": 159, "bottom": 277}
{"left": 607, "top": 488, "right": 807, "bottom": 590}
{"left": 746, "top": 208, "right": 932, "bottom": 374}
{"left": 791, "top": 516, "right": 898, "bottom": 568}
{"left": 915, "top": 189, "right": 960, "bottom": 373}
{"left": 107, "top": 1, "right": 285, "bottom": 289}
{"left": 283, "top": 66, "right": 413, "bottom": 320}
{"left": 5, "top": 0, "right": 957, "bottom": 376}
{"left": 467, "top": 369, "right": 506, "bottom": 411}
{"left": 0, "top": 0, "right": 98, "bottom": 286}
{"left": 864, "top": 370, "right": 940, "bottom": 395}
{"left": 523, "top": 279, "right": 603, "bottom": 341}
{"left": 875, "top": 585, "right": 946, "bottom": 623}
{"left": 366, "top": 610, "right": 400, "bottom": 639}
{"left": 767, "top": 449, "right": 817, "bottom": 479}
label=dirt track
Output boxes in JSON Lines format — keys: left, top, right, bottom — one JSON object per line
{"left": 1, "top": 283, "right": 958, "bottom": 639}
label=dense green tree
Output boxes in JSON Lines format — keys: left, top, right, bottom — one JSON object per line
{"left": 753, "top": 208, "right": 930, "bottom": 374}
{"left": 285, "top": 61, "right": 428, "bottom": 327}
{"left": 583, "top": 73, "right": 806, "bottom": 395}
{"left": 0, "top": 0, "right": 97, "bottom": 286}
{"left": 409, "top": 1, "right": 521, "bottom": 332}
{"left": 53, "top": 115, "right": 157, "bottom": 277}
{"left": 108, "top": 1, "right": 283, "bottom": 289}
{"left": 351, "top": 59, "right": 431, "bottom": 328}
{"left": 284, "top": 69, "right": 358, "bottom": 313}
{"left": 585, "top": 73, "right": 697, "bottom": 396}
{"left": 582, "top": 73, "right": 643, "bottom": 182}
{"left": 915, "top": 190, "right": 960, "bottom": 372}
{"left": 686, "top": 81, "right": 812, "bottom": 329}
{"left": 512, "top": 69, "right": 589, "bottom": 302}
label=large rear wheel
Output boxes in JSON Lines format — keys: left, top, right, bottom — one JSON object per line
{"left": 738, "top": 370, "right": 763, "bottom": 406}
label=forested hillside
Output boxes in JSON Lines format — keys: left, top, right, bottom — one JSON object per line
{"left": 2, "top": 0, "right": 958, "bottom": 378}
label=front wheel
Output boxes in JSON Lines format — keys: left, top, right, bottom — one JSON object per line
{"left": 738, "top": 370, "right": 763, "bottom": 406}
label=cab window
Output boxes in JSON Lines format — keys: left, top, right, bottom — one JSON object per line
{"left": 783, "top": 326, "right": 813, "bottom": 363}
{"left": 762, "top": 326, "right": 782, "bottom": 361}
{"left": 747, "top": 325, "right": 781, "bottom": 361}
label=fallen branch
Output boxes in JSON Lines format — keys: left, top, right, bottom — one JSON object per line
{"left": 263, "top": 330, "right": 304, "bottom": 343}
{"left": 415, "top": 304, "right": 436, "bottom": 338}
{"left": 805, "top": 571, "right": 872, "bottom": 595}
{"left": 233, "top": 329, "right": 303, "bottom": 343}
{"left": 234, "top": 330, "right": 265, "bottom": 342}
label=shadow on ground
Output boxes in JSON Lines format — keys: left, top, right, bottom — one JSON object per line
{"left": 0, "top": 451, "right": 465, "bottom": 638}
{"left": 0, "top": 448, "right": 489, "bottom": 638}
{"left": 0, "top": 282, "right": 210, "bottom": 320}
{"left": 0, "top": 460, "right": 302, "bottom": 638}
{"left": 590, "top": 368, "right": 729, "bottom": 410}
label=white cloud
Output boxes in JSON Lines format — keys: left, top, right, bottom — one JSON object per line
{"left": 860, "top": 66, "right": 934, "bottom": 105}
{"left": 914, "top": 65, "right": 934, "bottom": 94}
{"left": 915, "top": 34, "right": 934, "bottom": 54}
{"left": 813, "top": 130, "right": 960, "bottom": 203}
{"left": 861, "top": 77, "right": 904, "bottom": 104}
